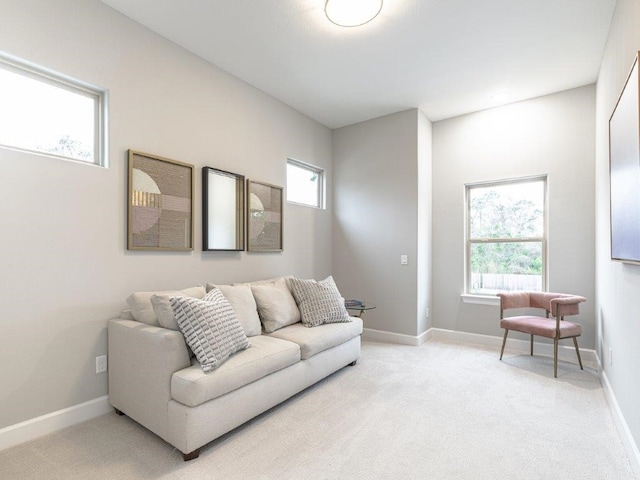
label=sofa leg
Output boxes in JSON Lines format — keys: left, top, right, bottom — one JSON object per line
{"left": 182, "top": 449, "right": 200, "bottom": 461}
{"left": 114, "top": 408, "right": 125, "bottom": 416}
{"left": 349, "top": 360, "right": 357, "bottom": 366}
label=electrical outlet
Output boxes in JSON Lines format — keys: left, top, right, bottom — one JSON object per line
{"left": 609, "top": 347, "right": 613, "bottom": 366}
{"left": 400, "top": 255, "right": 408, "bottom": 265}
{"left": 425, "top": 307, "right": 430, "bottom": 318}
{"left": 96, "top": 355, "right": 108, "bottom": 374}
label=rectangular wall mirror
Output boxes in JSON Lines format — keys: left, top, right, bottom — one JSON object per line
{"left": 202, "top": 167, "right": 245, "bottom": 251}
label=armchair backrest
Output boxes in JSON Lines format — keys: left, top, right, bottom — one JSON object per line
{"left": 497, "top": 291, "right": 586, "bottom": 317}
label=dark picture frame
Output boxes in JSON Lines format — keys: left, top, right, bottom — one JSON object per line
{"left": 202, "top": 167, "right": 245, "bottom": 251}
{"left": 127, "top": 150, "right": 194, "bottom": 251}
{"left": 247, "top": 179, "right": 283, "bottom": 252}
{"left": 609, "top": 52, "right": 640, "bottom": 264}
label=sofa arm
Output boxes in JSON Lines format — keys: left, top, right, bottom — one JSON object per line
{"left": 108, "top": 318, "right": 191, "bottom": 440}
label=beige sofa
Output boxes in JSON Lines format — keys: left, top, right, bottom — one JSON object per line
{"left": 107, "top": 277, "right": 362, "bottom": 461}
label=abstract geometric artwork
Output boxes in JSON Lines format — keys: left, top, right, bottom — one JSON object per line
{"left": 247, "top": 180, "right": 283, "bottom": 252}
{"left": 127, "top": 150, "right": 194, "bottom": 251}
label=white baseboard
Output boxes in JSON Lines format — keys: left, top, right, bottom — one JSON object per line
{"left": 600, "top": 369, "right": 640, "bottom": 478}
{"left": 362, "top": 327, "right": 430, "bottom": 346}
{"left": 0, "top": 395, "right": 111, "bottom": 452}
{"left": 426, "top": 327, "right": 598, "bottom": 367}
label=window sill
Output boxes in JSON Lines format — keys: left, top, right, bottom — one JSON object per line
{"left": 460, "top": 294, "right": 500, "bottom": 306}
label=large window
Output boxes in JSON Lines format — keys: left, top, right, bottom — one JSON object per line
{"left": 286, "top": 158, "right": 324, "bottom": 208}
{"left": 0, "top": 55, "right": 107, "bottom": 166}
{"left": 466, "top": 176, "right": 547, "bottom": 295}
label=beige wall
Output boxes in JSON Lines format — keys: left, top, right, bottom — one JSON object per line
{"left": 595, "top": 0, "right": 640, "bottom": 454}
{"left": 432, "top": 85, "right": 596, "bottom": 347}
{"left": 332, "top": 109, "right": 432, "bottom": 339}
{"left": 0, "top": 0, "right": 333, "bottom": 429}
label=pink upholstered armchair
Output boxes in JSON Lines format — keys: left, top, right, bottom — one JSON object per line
{"left": 496, "top": 291, "right": 586, "bottom": 377}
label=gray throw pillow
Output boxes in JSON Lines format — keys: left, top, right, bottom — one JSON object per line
{"left": 170, "top": 288, "right": 250, "bottom": 373}
{"left": 288, "top": 276, "right": 352, "bottom": 328}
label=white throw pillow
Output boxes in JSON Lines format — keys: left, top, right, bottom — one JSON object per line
{"left": 127, "top": 285, "right": 206, "bottom": 326}
{"left": 206, "top": 283, "right": 262, "bottom": 337}
{"left": 288, "top": 276, "right": 352, "bottom": 328}
{"left": 170, "top": 289, "right": 250, "bottom": 373}
{"left": 250, "top": 277, "right": 301, "bottom": 333}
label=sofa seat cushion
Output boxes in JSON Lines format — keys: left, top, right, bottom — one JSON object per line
{"left": 267, "top": 317, "right": 363, "bottom": 360}
{"left": 171, "top": 335, "right": 301, "bottom": 407}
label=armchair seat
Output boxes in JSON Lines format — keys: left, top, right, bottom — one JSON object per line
{"left": 500, "top": 316, "right": 582, "bottom": 339}
{"left": 497, "top": 291, "right": 586, "bottom": 377}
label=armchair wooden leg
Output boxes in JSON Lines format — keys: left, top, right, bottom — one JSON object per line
{"left": 553, "top": 338, "right": 558, "bottom": 378}
{"left": 500, "top": 329, "right": 509, "bottom": 360}
{"left": 530, "top": 335, "right": 534, "bottom": 356}
{"left": 573, "top": 337, "right": 583, "bottom": 370}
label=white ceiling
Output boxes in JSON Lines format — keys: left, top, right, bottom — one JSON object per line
{"left": 98, "top": 0, "right": 616, "bottom": 129}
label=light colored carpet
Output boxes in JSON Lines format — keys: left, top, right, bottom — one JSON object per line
{"left": 0, "top": 338, "right": 635, "bottom": 480}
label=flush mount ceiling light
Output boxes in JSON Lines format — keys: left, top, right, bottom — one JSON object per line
{"left": 325, "top": 0, "right": 383, "bottom": 27}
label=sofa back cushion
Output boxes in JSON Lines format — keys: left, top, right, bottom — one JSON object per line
{"left": 249, "top": 277, "right": 301, "bottom": 333}
{"left": 206, "top": 284, "right": 262, "bottom": 337}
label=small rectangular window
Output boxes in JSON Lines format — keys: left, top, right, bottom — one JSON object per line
{"left": 286, "top": 158, "right": 324, "bottom": 208}
{"left": 466, "top": 176, "right": 547, "bottom": 295}
{"left": 0, "top": 55, "right": 107, "bottom": 166}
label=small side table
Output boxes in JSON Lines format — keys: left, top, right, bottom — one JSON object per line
{"left": 346, "top": 302, "right": 376, "bottom": 318}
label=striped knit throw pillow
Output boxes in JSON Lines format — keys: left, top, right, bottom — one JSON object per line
{"left": 170, "top": 288, "right": 249, "bottom": 373}
{"left": 288, "top": 276, "right": 352, "bottom": 328}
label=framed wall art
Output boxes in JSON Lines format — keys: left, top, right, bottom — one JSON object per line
{"left": 202, "top": 167, "right": 245, "bottom": 251}
{"left": 127, "top": 150, "right": 194, "bottom": 251}
{"left": 247, "top": 179, "right": 283, "bottom": 252}
{"left": 609, "top": 51, "right": 640, "bottom": 264}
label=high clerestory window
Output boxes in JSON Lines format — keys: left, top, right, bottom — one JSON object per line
{"left": 286, "top": 158, "right": 324, "bottom": 208}
{"left": 0, "top": 55, "right": 107, "bottom": 166}
{"left": 466, "top": 176, "right": 547, "bottom": 295}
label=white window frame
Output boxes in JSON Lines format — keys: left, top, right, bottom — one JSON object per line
{"left": 463, "top": 175, "right": 548, "bottom": 304}
{"left": 0, "top": 54, "right": 108, "bottom": 167}
{"left": 286, "top": 158, "right": 325, "bottom": 209}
